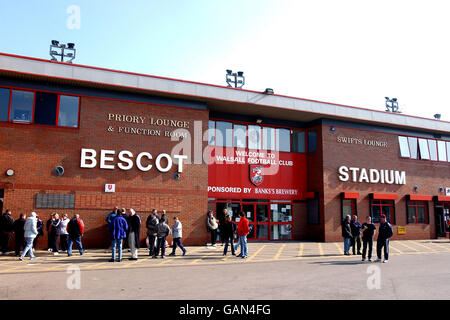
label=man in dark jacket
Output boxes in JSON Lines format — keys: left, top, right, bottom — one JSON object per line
{"left": 0, "top": 209, "right": 14, "bottom": 255}
{"left": 376, "top": 214, "right": 393, "bottom": 263}
{"left": 153, "top": 217, "right": 170, "bottom": 259}
{"left": 67, "top": 214, "right": 85, "bottom": 256}
{"left": 13, "top": 213, "right": 26, "bottom": 256}
{"left": 341, "top": 215, "right": 353, "bottom": 255}
{"left": 222, "top": 214, "right": 237, "bottom": 256}
{"left": 109, "top": 211, "right": 128, "bottom": 262}
{"left": 127, "top": 208, "right": 141, "bottom": 260}
{"left": 146, "top": 209, "right": 159, "bottom": 256}
{"left": 350, "top": 215, "right": 362, "bottom": 255}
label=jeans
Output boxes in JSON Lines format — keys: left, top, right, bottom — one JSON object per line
{"left": 238, "top": 235, "right": 248, "bottom": 257}
{"left": 377, "top": 238, "right": 389, "bottom": 260}
{"left": 49, "top": 232, "right": 59, "bottom": 252}
{"left": 223, "top": 236, "right": 235, "bottom": 255}
{"left": 0, "top": 232, "right": 11, "bottom": 253}
{"left": 111, "top": 239, "right": 123, "bottom": 261}
{"left": 344, "top": 237, "right": 351, "bottom": 254}
{"left": 21, "top": 237, "right": 35, "bottom": 259}
{"left": 362, "top": 238, "right": 373, "bottom": 259}
{"left": 15, "top": 236, "right": 25, "bottom": 255}
{"left": 148, "top": 235, "right": 157, "bottom": 255}
{"left": 210, "top": 229, "right": 217, "bottom": 245}
{"left": 154, "top": 236, "right": 166, "bottom": 257}
{"left": 60, "top": 234, "right": 69, "bottom": 252}
{"left": 351, "top": 235, "right": 361, "bottom": 254}
{"left": 128, "top": 232, "right": 138, "bottom": 259}
{"left": 67, "top": 236, "right": 83, "bottom": 255}
{"left": 171, "top": 237, "right": 186, "bottom": 255}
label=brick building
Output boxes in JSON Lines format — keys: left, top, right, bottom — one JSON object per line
{"left": 0, "top": 52, "right": 449, "bottom": 248}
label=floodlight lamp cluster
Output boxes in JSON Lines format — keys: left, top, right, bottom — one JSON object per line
{"left": 50, "top": 40, "right": 76, "bottom": 63}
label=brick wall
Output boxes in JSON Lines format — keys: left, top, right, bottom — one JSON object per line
{"left": 321, "top": 124, "right": 449, "bottom": 242}
{"left": 0, "top": 96, "right": 210, "bottom": 248}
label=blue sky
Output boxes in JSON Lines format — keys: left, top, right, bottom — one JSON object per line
{"left": 1, "top": 0, "right": 449, "bottom": 120}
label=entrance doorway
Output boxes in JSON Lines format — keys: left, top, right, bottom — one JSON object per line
{"left": 214, "top": 199, "right": 293, "bottom": 241}
{"left": 435, "top": 202, "right": 450, "bottom": 237}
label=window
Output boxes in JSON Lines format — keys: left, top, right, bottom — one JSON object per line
{"left": 437, "top": 140, "right": 447, "bottom": 162}
{"left": 398, "top": 136, "right": 410, "bottom": 158}
{"left": 308, "top": 131, "right": 317, "bottom": 152}
{"left": 408, "top": 137, "right": 418, "bottom": 159}
{"left": 262, "top": 127, "right": 275, "bottom": 150}
{"left": 57, "top": 95, "right": 79, "bottom": 127}
{"left": 0, "top": 87, "right": 10, "bottom": 121}
{"left": 291, "top": 130, "right": 305, "bottom": 153}
{"left": 0, "top": 86, "right": 80, "bottom": 128}
{"left": 447, "top": 142, "right": 450, "bottom": 163}
{"left": 371, "top": 200, "right": 395, "bottom": 224}
{"left": 342, "top": 199, "right": 357, "bottom": 219}
{"left": 248, "top": 125, "right": 261, "bottom": 150}
{"left": 233, "top": 124, "right": 246, "bottom": 148}
{"left": 9, "top": 90, "right": 34, "bottom": 123}
{"left": 418, "top": 138, "right": 430, "bottom": 160}
{"left": 208, "top": 120, "right": 215, "bottom": 145}
{"left": 34, "top": 92, "right": 58, "bottom": 125}
{"left": 407, "top": 201, "right": 428, "bottom": 224}
{"left": 428, "top": 139, "right": 438, "bottom": 161}
{"left": 276, "top": 128, "right": 290, "bottom": 152}
{"left": 215, "top": 121, "right": 233, "bottom": 147}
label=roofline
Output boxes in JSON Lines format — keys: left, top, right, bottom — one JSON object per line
{"left": 0, "top": 52, "right": 449, "bottom": 132}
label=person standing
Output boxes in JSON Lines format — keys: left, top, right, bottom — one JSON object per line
{"left": 13, "top": 213, "right": 26, "bottom": 256}
{"left": 350, "top": 215, "right": 362, "bottom": 255}
{"left": 105, "top": 207, "right": 119, "bottom": 253}
{"left": 127, "top": 208, "right": 141, "bottom": 260}
{"left": 121, "top": 208, "right": 130, "bottom": 250}
{"left": 109, "top": 210, "right": 128, "bottom": 262}
{"left": 0, "top": 209, "right": 14, "bottom": 255}
{"left": 236, "top": 211, "right": 250, "bottom": 259}
{"left": 341, "top": 215, "right": 353, "bottom": 255}
{"left": 361, "top": 216, "right": 376, "bottom": 262}
{"left": 20, "top": 212, "right": 38, "bottom": 261}
{"left": 222, "top": 214, "right": 236, "bottom": 256}
{"left": 58, "top": 214, "right": 70, "bottom": 253}
{"left": 206, "top": 211, "right": 218, "bottom": 247}
{"left": 376, "top": 214, "right": 393, "bottom": 263}
{"left": 49, "top": 213, "right": 61, "bottom": 255}
{"left": 33, "top": 215, "right": 44, "bottom": 250}
{"left": 217, "top": 208, "right": 227, "bottom": 245}
{"left": 67, "top": 214, "right": 85, "bottom": 256}
{"left": 146, "top": 209, "right": 159, "bottom": 256}
{"left": 153, "top": 217, "right": 171, "bottom": 259}
{"left": 46, "top": 214, "right": 53, "bottom": 252}
{"left": 169, "top": 216, "right": 186, "bottom": 256}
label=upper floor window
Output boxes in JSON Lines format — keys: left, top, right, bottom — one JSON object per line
{"left": 0, "top": 86, "right": 80, "bottom": 128}
{"left": 208, "top": 120, "right": 304, "bottom": 152}
{"left": 399, "top": 136, "right": 449, "bottom": 163}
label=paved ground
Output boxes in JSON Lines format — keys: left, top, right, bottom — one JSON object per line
{"left": 0, "top": 239, "right": 449, "bottom": 299}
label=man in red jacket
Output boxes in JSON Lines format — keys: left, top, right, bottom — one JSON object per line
{"left": 236, "top": 211, "right": 250, "bottom": 259}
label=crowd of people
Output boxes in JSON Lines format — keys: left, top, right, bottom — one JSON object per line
{"left": 0, "top": 207, "right": 252, "bottom": 262}
{"left": 341, "top": 213, "right": 393, "bottom": 263}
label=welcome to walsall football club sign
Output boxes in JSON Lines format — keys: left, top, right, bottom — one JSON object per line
{"left": 207, "top": 147, "right": 307, "bottom": 200}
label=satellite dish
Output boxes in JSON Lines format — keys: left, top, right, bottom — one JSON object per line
{"left": 54, "top": 166, "right": 64, "bottom": 176}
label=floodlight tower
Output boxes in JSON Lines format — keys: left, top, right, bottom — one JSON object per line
{"left": 226, "top": 70, "right": 245, "bottom": 88}
{"left": 49, "top": 40, "right": 76, "bottom": 63}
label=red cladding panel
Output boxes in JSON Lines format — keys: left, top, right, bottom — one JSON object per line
{"left": 409, "top": 195, "right": 432, "bottom": 201}
{"left": 208, "top": 147, "right": 307, "bottom": 200}
{"left": 372, "top": 193, "right": 398, "bottom": 200}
